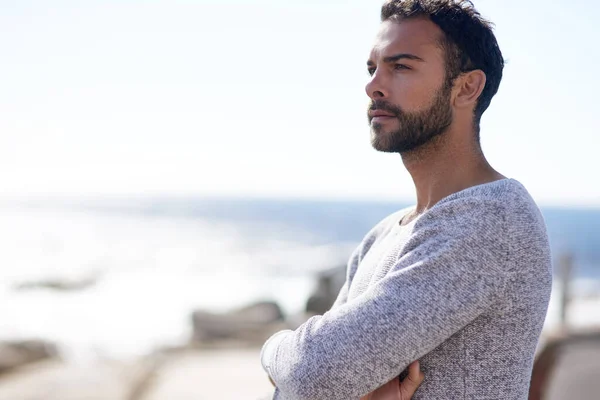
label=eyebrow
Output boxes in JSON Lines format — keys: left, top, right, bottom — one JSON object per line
{"left": 367, "top": 53, "right": 426, "bottom": 66}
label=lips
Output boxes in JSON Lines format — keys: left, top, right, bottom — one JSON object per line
{"left": 369, "top": 110, "right": 395, "bottom": 118}
{"left": 369, "top": 110, "right": 396, "bottom": 125}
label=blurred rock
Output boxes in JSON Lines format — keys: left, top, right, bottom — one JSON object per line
{"left": 0, "top": 340, "right": 58, "bottom": 375}
{"left": 306, "top": 265, "right": 346, "bottom": 315}
{"left": 191, "top": 301, "right": 287, "bottom": 345}
{"left": 234, "top": 301, "right": 285, "bottom": 323}
{"left": 12, "top": 272, "right": 101, "bottom": 292}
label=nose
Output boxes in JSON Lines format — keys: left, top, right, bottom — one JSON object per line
{"left": 365, "top": 70, "right": 388, "bottom": 100}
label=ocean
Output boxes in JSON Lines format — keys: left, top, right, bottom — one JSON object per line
{"left": 0, "top": 197, "right": 598, "bottom": 360}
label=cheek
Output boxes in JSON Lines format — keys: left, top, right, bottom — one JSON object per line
{"left": 391, "top": 75, "right": 442, "bottom": 112}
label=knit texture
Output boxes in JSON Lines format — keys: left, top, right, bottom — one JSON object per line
{"left": 261, "top": 178, "right": 553, "bottom": 399}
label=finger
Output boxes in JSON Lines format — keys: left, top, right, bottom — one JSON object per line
{"left": 399, "top": 361, "right": 425, "bottom": 399}
{"left": 409, "top": 361, "right": 425, "bottom": 382}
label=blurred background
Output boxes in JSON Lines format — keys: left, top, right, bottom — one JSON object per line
{"left": 0, "top": 0, "right": 598, "bottom": 399}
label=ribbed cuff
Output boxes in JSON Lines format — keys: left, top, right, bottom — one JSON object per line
{"left": 260, "top": 330, "right": 292, "bottom": 376}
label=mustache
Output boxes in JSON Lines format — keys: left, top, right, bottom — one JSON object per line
{"left": 369, "top": 100, "right": 402, "bottom": 117}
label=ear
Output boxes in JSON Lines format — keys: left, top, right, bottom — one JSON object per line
{"left": 453, "top": 70, "right": 486, "bottom": 109}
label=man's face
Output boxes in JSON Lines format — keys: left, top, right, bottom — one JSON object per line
{"left": 366, "top": 18, "right": 454, "bottom": 153}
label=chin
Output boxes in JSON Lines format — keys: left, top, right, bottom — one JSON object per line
{"left": 370, "top": 128, "right": 398, "bottom": 153}
{"left": 370, "top": 135, "right": 396, "bottom": 153}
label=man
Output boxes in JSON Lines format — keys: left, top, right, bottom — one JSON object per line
{"left": 260, "top": 1, "right": 552, "bottom": 399}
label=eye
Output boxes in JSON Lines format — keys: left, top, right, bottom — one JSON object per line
{"left": 367, "top": 67, "right": 376, "bottom": 76}
{"left": 394, "top": 63, "right": 411, "bottom": 71}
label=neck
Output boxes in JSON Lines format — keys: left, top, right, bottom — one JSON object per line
{"left": 400, "top": 128, "right": 505, "bottom": 215}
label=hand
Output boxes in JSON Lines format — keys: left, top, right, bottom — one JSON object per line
{"left": 359, "top": 360, "right": 425, "bottom": 400}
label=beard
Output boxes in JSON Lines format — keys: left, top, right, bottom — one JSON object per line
{"left": 368, "top": 80, "right": 454, "bottom": 153}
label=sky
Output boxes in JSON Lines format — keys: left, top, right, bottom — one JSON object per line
{"left": 1, "top": 0, "right": 599, "bottom": 206}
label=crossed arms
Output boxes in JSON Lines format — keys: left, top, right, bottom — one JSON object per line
{"left": 261, "top": 203, "right": 508, "bottom": 399}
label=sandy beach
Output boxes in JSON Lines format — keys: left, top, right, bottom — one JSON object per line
{"left": 0, "top": 346, "right": 274, "bottom": 400}
{"left": 144, "top": 347, "right": 274, "bottom": 400}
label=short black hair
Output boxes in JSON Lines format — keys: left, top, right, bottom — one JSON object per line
{"left": 381, "top": 0, "right": 504, "bottom": 135}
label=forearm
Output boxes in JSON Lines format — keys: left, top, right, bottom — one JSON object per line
{"left": 260, "top": 261, "right": 503, "bottom": 399}
{"left": 261, "top": 299, "right": 416, "bottom": 399}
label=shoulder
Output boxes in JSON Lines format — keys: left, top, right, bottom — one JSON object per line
{"left": 366, "top": 206, "right": 412, "bottom": 242}
{"left": 354, "top": 206, "right": 412, "bottom": 258}
{"left": 412, "top": 179, "right": 550, "bottom": 274}
{"left": 420, "top": 178, "right": 544, "bottom": 231}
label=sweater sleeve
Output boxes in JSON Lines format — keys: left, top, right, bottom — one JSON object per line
{"left": 329, "top": 248, "right": 358, "bottom": 310}
{"left": 262, "top": 199, "right": 509, "bottom": 400}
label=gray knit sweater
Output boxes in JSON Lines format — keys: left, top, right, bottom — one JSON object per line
{"left": 261, "top": 178, "right": 553, "bottom": 399}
